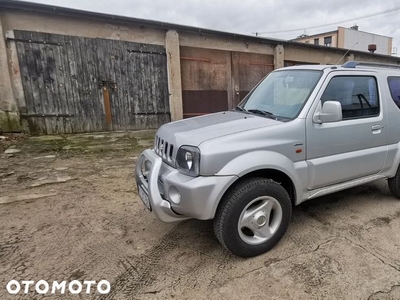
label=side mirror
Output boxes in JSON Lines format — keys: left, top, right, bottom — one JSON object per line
{"left": 313, "top": 101, "right": 342, "bottom": 124}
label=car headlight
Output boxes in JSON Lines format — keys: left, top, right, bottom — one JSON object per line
{"left": 176, "top": 146, "right": 200, "bottom": 177}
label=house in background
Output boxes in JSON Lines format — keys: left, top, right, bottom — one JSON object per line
{"left": 293, "top": 26, "right": 394, "bottom": 56}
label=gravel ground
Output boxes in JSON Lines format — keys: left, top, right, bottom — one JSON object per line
{"left": 1, "top": 132, "right": 400, "bottom": 299}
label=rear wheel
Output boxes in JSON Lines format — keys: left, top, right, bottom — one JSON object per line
{"left": 214, "top": 178, "right": 292, "bottom": 258}
{"left": 388, "top": 166, "right": 400, "bottom": 198}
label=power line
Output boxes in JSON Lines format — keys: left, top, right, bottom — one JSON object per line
{"left": 253, "top": 5, "right": 400, "bottom": 35}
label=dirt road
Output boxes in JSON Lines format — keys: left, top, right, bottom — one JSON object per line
{"left": 1, "top": 132, "right": 400, "bottom": 299}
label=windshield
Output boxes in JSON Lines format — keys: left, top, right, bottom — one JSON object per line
{"left": 239, "top": 70, "right": 322, "bottom": 120}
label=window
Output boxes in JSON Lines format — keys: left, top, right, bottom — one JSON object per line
{"left": 388, "top": 77, "right": 400, "bottom": 109}
{"left": 321, "top": 76, "right": 379, "bottom": 119}
{"left": 324, "top": 36, "right": 332, "bottom": 47}
{"left": 314, "top": 38, "right": 319, "bottom": 45}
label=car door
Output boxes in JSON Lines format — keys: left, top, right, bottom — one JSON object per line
{"left": 306, "top": 71, "right": 387, "bottom": 190}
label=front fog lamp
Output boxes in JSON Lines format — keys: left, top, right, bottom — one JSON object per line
{"left": 141, "top": 159, "right": 152, "bottom": 178}
{"left": 176, "top": 146, "right": 200, "bottom": 176}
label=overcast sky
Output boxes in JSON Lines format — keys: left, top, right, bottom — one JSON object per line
{"left": 26, "top": 0, "right": 400, "bottom": 56}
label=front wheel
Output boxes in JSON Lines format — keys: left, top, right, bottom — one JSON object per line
{"left": 214, "top": 178, "right": 292, "bottom": 258}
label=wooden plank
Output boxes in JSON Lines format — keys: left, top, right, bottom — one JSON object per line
{"left": 14, "top": 31, "right": 37, "bottom": 133}
{"left": 57, "top": 35, "right": 74, "bottom": 133}
{"left": 67, "top": 36, "right": 84, "bottom": 133}
{"left": 94, "top": 38, "right": 108, "bottom": 131}
{"left": 52, "top": 34, "right": 69, "bottom": 134}
{"left": 30, "top": 40, "right": 49, "bottom": 134}
{"left": 25, "top": 31, "right": 48, "bottom": 134}
{"left": 109, "top": 40, "right": 119, "bottom": 129}
{"left": 44, "top": 32, "right": 62, "bottom": 134}
{"left": 85, "top": 37, "right": 103, "bottom": 132}
{"left": 100, "top": 38, "right": 113, "bottom": 131}
{"left": 46, "top": 33, "right": 69, "bottom": 134}
{"left": 138, "top": 51, "right": 147, "bottom": 129}
{"left": 64, "top": 35, "right": 83, "bottom": 133}
{"left": 110, "top": 39, "right": 122, "bottom": 130}
{"left": 126, "top": 41, "right": 139, "bottom": 130}
{"left": 76, "top": 36, "right": 94, "bottom": 132}
{"left": 148, "top": 53, "right": 158, "bottom": 128}
{"left": 38, "top": 32, "right": 60, "bottom": 134}
{"left": 124, "top": 41, "right": 133, "bottom": 129}
{"left": 115, "top": 40, "right": 128, "bottom": 130}
{"left": 106, "top": 37, "right": 116, "bottom": 130}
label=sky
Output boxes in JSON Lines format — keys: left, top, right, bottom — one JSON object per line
{"left": 26, "top": 0, "right": 400, "bottom": 56}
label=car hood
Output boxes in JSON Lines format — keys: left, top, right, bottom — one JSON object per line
{"left": 156, "top": 111, "right": 282, "bottom": 147}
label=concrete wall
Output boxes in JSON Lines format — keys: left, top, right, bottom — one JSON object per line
{"left": 342, "top": 27, "right": 392, "bottom": 55}
{"left": 0, "top": 5, "right": 399, "bottom": 133}
{"left": 0, "top": 10, "right": 166, "bottom": 46}
{"left": 0, "top": 14, "right": 20, "bottom": 132}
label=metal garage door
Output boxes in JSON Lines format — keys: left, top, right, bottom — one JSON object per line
{"left": 180, "top": 46, "right": 274, "bottom": 118}
{"left": 180, "top": 47, "right": 230, "bottom": 118}
{"left": 14, "top": 30, "right": 170, "bottom": 134}
{"left": 232, "top": 51, "right": 274, "bottom": 106}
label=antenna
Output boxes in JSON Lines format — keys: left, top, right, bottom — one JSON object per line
{"left": 336, "top": 42, "right": 359, "bottom": 64}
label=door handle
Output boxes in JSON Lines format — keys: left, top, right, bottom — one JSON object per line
{"left": 371, "top": 125, "right": 382, "bottom": 131}
{"left": 371, "top": 125, "right": 383, "bottom": 134}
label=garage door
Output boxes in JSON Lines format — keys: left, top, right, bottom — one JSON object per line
{"left": 180, "top": 47, "right": 274, "bottom": 118}
{"left": 14, "top": 30, "right": 170, "bottom": 134}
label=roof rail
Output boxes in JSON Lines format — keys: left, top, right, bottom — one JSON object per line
{"left": 342, "top": 61, "right": 400, "bottom": 69}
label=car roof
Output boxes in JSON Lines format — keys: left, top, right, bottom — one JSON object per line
{"left": 279, "top": 61, "right": 400, "bottom": 73}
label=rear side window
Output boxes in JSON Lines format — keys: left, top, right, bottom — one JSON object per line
{"left": 321, "top": 76, "right": 379, "bottom": 119}
{"left": 388, "top": 77, "right": 400, "bottom": 109}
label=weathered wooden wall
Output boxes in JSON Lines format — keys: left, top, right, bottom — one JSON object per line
{"left": 15, "top": 30, "right": 170, "bottom": 134}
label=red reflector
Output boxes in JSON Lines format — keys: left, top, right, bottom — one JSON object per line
{"left": 295, "top": 149, "right": 302, "bottom": 153}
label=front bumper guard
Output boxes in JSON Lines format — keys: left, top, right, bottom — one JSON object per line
{"left": 135, "top": 149, "right": 189, "bottom": 222}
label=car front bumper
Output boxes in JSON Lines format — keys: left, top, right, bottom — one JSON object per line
{"left": 135, "top": 149, "right": 237, "bottom": 222}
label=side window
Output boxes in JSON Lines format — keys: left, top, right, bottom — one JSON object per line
{"left": 321, "top": 76, "right": 379, "bottom": 120}
{"left": 388, "top": 77, "right": 400, "bottom": 109}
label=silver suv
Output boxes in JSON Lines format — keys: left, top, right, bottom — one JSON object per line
{"left": 135, "top": 61, "right": 400, "bottom": 257}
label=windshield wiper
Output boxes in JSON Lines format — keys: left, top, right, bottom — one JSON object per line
{"left": 247, "top": 109, "right": 277, "bottom": 119}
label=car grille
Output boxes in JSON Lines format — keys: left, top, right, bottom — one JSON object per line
{"left": 154, "top": 135, "right": 175, "bottom": 165}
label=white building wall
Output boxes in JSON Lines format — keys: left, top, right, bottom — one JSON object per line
{"left": 343, "top": 28, "right": 390, "bottom": 55}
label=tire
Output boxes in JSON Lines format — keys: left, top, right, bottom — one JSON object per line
{"left": 214, "top": 177, "right": 292, "bottom": 258}
{"left": 388, "top": 166, "right": 400, "bottom": 198}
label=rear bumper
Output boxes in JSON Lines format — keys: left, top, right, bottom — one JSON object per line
{"left": 135, "top": 149, "right": 236, "bottom": 222}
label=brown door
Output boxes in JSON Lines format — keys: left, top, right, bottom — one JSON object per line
{"left": 180, "top": 47, "right": 274, "bottom": 118}
{"left": 180, "top": 47, "right": 230, "bottom": 118}
{"left": 231, "top": 52, "right": 274, "bottom": 106}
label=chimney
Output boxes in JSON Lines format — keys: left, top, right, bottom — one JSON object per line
{"left": 368, "top": 44, "right": 377, "bottom": 53}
